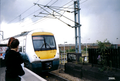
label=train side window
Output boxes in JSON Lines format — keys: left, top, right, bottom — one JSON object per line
{"left": 18, "top": 46, "right": 22, "bottom": 52}
{"left": 23, "top": 39, "right": 26, "bottom": 53}
{"left": 23, "top": 46, "right": 25, "bottom": 53}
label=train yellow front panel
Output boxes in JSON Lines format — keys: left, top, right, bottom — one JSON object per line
{"left": 35, "top": 50, "right": 57, "bottom": 59}
{"left": 32, "top": 32, "right": 53, "bottom": 36}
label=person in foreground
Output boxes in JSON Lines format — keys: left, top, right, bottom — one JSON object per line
{"left": 5, "top": 39, "right": 25, "bottom": 81}
{"left": 2, "top": 37, "right": 15, "bottom": 59}
{"left": 6, "top": 37, "right": 15, "bottom": 54}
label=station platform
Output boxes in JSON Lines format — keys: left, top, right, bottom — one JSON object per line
{"left": 0, "top": 67, "right": 47, "bottom": 81}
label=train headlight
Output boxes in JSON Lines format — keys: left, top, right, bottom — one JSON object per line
{"left": 33, "top": 55, "right": 38, "bottom": 59}
{"left": 56, "top": 53, "right": 59, "bottom": 57}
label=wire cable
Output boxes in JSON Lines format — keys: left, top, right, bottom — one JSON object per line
{"left": 8, "top": 5, "right": 35, "bottom": 23}
{"left": 34, "top": 3, "right": 73, "bottom": 27}
{"left": 21, "top": 0, "right": 76, "bottom": 28}
{"left": 47, "top": 6, "right": 75, "bottom": 22}
{"left": 36, "top": 2, "right": 75, "bottom": 22}
{"left": 80, "top": 0, "right": 88, "bottom": 4}
{"left": 33, "top": 0, "right": 75, "bottom": 27}
{"left": 20, "top": 0, "right": 59, "bottom": 27}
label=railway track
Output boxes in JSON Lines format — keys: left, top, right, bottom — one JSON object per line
{"left": 26, "top": 64, "right": 84, "bottom": 81}
{"left": 38, "top": 72, "right": 68, "bottom": 81}
{"left": 26, "top": 65, "right": 68, "bottom": 81}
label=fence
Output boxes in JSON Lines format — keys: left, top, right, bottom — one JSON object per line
{"left": 88, "top": 47, "right": 120, "bottom": 69}
{"left": 59, "top": 53, "right": 82, "bottom": 65}
{"left": 60, "top": 53, "right": 67, "bottom": 65}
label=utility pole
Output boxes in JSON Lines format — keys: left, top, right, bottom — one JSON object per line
{"left": 74, "top": 0, "right": 81, "bottom": 53}
{"left": 74, "top": 1, "right": 78, "bottom": 53}
{"left": 0, "top": 0, "right": 1, "bottom": 30}
{"left": 0, "top": 0, "right": 2, "bottom": 42}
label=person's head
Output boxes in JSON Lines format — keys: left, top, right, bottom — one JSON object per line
{"left": 7, "top": 37, "right": 15, "bottom": 47}
{"left": 10, "top": 39, "right": 19, "bottom": 51}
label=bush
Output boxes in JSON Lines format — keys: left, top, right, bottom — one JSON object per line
{"left": 97, "top": 39, "right": 112, "bottom": 71}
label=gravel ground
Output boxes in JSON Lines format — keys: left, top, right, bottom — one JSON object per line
{"left": 51, "top": 69, "right": 90, "bottom": 81}
{"left": 0, "top": 67, "right": 6, "bottom": 81}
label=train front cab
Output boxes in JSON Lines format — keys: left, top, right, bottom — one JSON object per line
{"left": 31, "top": 59, "right": 59, "bottom": 73}
{"left": 31, "top": 32, "right": 59, "bottom": 73}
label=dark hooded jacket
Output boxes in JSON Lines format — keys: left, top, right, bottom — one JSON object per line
{"left": 5, "top": 50, "right": 25, "bottom": 78}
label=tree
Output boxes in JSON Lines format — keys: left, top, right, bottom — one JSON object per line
{"left": 97, "top": 39, "right": 112, "bottom": 71}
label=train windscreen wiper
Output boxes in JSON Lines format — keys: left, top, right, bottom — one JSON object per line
{"left": 45, "top": 42, "right": 52, "bottom": 49}
{"left": 40, "top": 42, "right": 52, "bottom": 49}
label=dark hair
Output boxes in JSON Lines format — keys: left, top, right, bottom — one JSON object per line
{"left": 7, "top": 37, "right": 15, "bottom": 47}
{"left": 10, "top": 39, "right": 19, "bottom": 48}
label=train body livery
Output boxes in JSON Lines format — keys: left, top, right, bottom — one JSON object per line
{"left": 1, "top": 30, "right": 59, "bottom": 73}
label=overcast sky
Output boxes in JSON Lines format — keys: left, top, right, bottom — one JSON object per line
{"left": 0, "top": 0, "right": 120, "bottom": 44}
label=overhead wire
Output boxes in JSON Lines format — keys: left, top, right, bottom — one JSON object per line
{"left": 32, "top": 0, "right": 75, "bottom": 27}
{"left": 36, "top": 0, "right": 74, "bottom": 17}
{"left": 30, "top": 0, "right": 59, "bottom": 23}
{"left": 54, "top": 0, "right": 75, "bottom": 19}
{"left": 8, "top": 0, "right": 47, "bottom": 24}
{"left": 34, "top": 0, "right": 56, "bottom": 16}
{"left": 21, "top": 0, "right": 86, "bottom": 28}
{"left": 35, "top": 0, "right": 58, "bottom": 18}
{"left": 30, "top": 0, "right": 73, "bottom": 27}
{"left": 46, "top": 1, "right": 74, "bottom": 13}
{"left": 39, "top": 0, "right": 73, "bottom": 18}
{"left": 46, "top": 6, "right": 75, "bottom": 22}
{"left": 37, "top": 0, "right": 77, "bottom": 27}
{"left": 13, "top": 0, "right": 55, "bottom": 27}
{"left": 8, "top": 0, "right": 44, "bottom": 23}
{"left": 37, "top": 3, "right": 71, "bottom": 26}
{"left": 33, "top": 0, "right": 58, "bottom": 19}
{"left": 9, "top": 0, "right": 88, "bottom": 29}
{"left": 20, "top": 1, "right": 66, "bottom": 27}
{"left": 21, "top": 0, "right": 59, "bottom": 27}
{"left": 8, "top": 0, "right": 88, "bottom": 24}
{"left": 8, "top": 5, "right": 35, "bottom": 23}
{"left": 50, "top": 0, "right": 58, "bottom": 5}
{"left": 27, "top": 0, "right": 73, "bottom": 19}
{"left": 80, "top": 0, "right": 88, "bottom": 4}
{"left": 62, "top": 0, "right": 88, "bottom": 9}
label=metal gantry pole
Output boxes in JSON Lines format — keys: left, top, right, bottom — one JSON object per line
{"left": 74, "top": 1, "right": 78, "bottom": 53}
{"left": 64, "top": 42, "right": 67, "bottom": 64}
{"left": 77, "top": 0, "right": 81, "bottom": 53}
{"left": 74, "top": 0, "right": 81, "bottom": 53}
{"left": 0, "top": 0, "right": 1, "bottom": 35}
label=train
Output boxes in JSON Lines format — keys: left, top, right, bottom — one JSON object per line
{"left": 1, "top": 30, "right": 59, "bottom": 73}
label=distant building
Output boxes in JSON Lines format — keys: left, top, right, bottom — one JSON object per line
{"left": 58, "top": 43, "right": 97, "bottom": 52}
{"left": 58, "top": 43, "right": 120, "bottom": 52}
{"left": 58, "top": 44, "right": 76, "bottom": 52}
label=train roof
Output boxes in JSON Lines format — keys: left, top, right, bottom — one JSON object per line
{"left": 3, "top": 31, "right": 31, "bottom": 40}
{"left": 3, "top": 30, "right": 53, "bottom": 40}
{"left": 13, "top": 31, "right": 31, "bottom": 37}
{"left": 0, "top": 44, "right": 7, "bottom": 46}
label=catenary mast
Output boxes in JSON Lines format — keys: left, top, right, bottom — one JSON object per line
{"left": 74, "top": 0, "right": 81, "bottom": 53}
